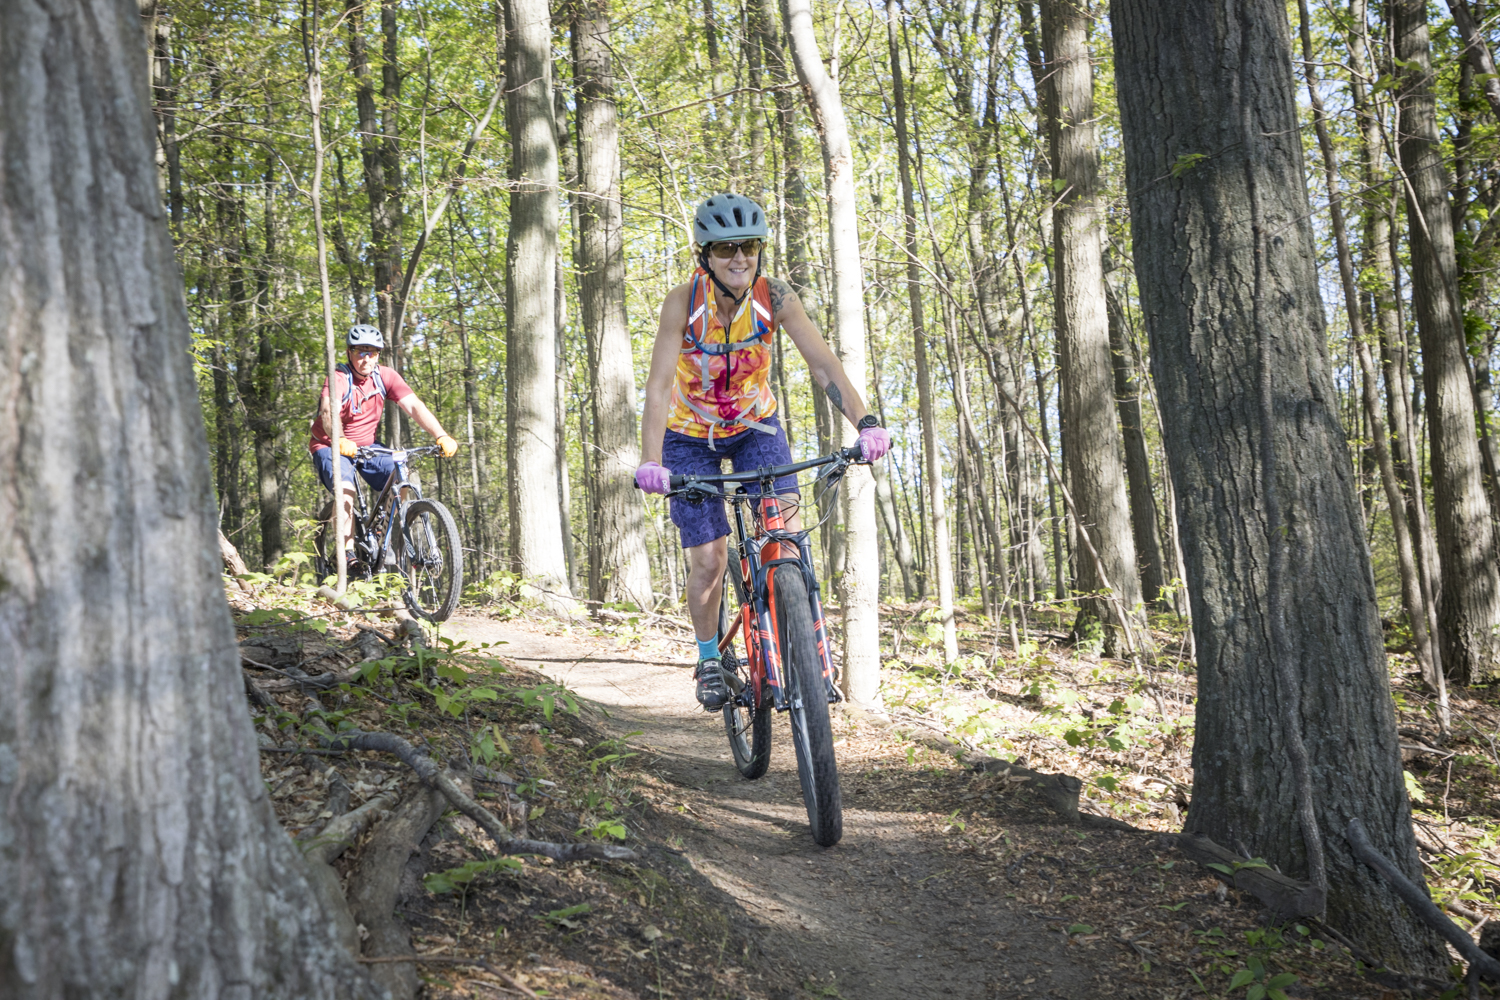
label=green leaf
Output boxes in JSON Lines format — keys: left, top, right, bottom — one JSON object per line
{"left": 1170, "top": 151, "right": 1208, "bottom": 178}
{"left": 1206, "top": 862, "right": 1234, "bottom": 875}
{"left": 1267, "top": 991, "right": 1290, "bottom": 1000}
{"left": 1265, "top": 973, "right": 1297, "bottom": 989}
{"left": 1095, "top": 774, "right": 1120, "bottom": 792}
{"left": 1246, "top": 986, "right": 1266, "bottom": 1000}
{"left": 1067, "top": 923, "right": 1094, "bottom": 935}
{"left": 1064, "top": 729, "right": 1086, "bottom": 747}
{"left": 1228, "top": 969, "right": 1256, "bottom": 990}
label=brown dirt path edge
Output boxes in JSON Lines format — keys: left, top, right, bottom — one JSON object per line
{"left": 446, "top": 613, "right": 1100, "bottom": 1000}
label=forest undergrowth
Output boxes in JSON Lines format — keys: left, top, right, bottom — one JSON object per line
{"left": 231, "top": 561, "right": 1500, "bottom": 999}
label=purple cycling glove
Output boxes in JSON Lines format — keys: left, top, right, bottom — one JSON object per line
{"left": 635, "top": 461, "right": 672, "bottom": 494}
{"left": 859, "top": 426, "right": 892, "bottom": 462}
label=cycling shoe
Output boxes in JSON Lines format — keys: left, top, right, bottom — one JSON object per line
{"left": 694, "top": 658, "right": 730, "bottom": 711}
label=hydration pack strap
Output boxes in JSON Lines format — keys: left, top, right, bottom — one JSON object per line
{"left": 671, "top": 384, "right": 776, "bottom": 451}
{"left": 336, "top": 363, "right": 387, "bottom": 415}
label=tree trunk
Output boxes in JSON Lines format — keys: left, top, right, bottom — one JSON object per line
{"left": 1347, "top": 0, "right": 1443, "bottom": 657}
{"left": 1393, "top": 0, "right": 1500, "bottom": 684}
{"left": 1104, "top": 274, "right": 1168, "bottom": 609}
{"left": 1297, "top": 0, "right": 1442, "bottom": 705}
{"left": 0, "top": 1, "right": 379, "bottom": 994}
{"left": 888, "top": 0, "right": 955, "bottom": 655}
{"left": 554, "top": 72, "right": 578, "bottom": 596}
{"left": 574, "top": 0, "right": 653, "bottom": 610}
{"left": 505, "top": 0, "right": 573, "bottom": 603}
{"left": 1042, "top": 0, "right": 1145, "bottom": 651}
{"left": 1112, "top": 0, "right": 1447, "bottom": 970}
{"left": 785, "top": 0, "right": 881, "bottom": 707}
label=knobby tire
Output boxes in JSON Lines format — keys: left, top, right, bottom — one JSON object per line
{"left": 771, "top": 568, "right": 842, "bottom": 846}
{"left": 400, "top": 498, "right": 463, "bottom": 621}
{"left": 720, "top": 569, "right": 771, "bottom": 780}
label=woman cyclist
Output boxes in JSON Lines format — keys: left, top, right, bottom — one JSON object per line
{"left": 635, "top": 193, "right": 890, "bottom": 710}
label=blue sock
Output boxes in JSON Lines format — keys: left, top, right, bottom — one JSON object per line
{"left": 697, "top": 637, "right": 720, "bottom": 662}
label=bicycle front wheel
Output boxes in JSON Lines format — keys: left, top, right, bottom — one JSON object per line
{"left": 771, "top": 568, "right": 842, "bottom": 846}
{"left": 720, "top": 571, "right": 771, "bottom": 779}
{"left": 399, "top": 498, "right": 463, "bottom": 622}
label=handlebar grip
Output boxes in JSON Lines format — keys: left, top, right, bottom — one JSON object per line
{"left": 669, "top": 474, "right": 686, "bottom": 490}
{"left": 841, "top": 444, "right": 865, "bottom": 462}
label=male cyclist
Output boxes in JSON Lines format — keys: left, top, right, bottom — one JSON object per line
{"left": 309, "top": 324, "right": 459, "bottom": 567}
{"left": 635, "top": 194, "right": 891, "bottom": 710}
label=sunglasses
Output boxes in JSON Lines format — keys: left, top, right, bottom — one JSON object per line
{"left": 706, "top": 239, "right": 764, "bottom": 259}
{"left": 351, "top": 347, "right": 380, "bottom": 357}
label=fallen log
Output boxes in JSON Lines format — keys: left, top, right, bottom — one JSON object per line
{"left": 1157, "top": 832, "right": 1324, "bottom": 919}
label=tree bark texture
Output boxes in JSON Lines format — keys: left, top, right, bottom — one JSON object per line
{"left": 1111, "top": 0, "right": 1446, "bottom": 972}
{"left": 505, "top": 0, "right": 572, "bottom": 599}
{"left": 574, "top": 2, "right": 653, "bottom": 611}
{"left": 0, "top": 1, "right": 379, "bottom": 995}
{"left": 1042, "top": 0, "right": 1144, "bottom": 647}
{"left": 887, "top": 0, "right": 956, "bottom": 659}
{"left": 1393, "top": 0, "right": 1500, "bottom": 684}
{"left": 1104, "top": 277, "right": 1168, "bottom": 608}
{"left": 785, "top": 0, "right": 880, "bottom": 706}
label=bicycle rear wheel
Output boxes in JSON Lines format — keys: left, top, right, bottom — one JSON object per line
{"left": 399, "top": 498, "right": 463, "bottom": 621}
{"left": 720, "top": 570, "right": 771, "bottom": 779}
{"left": 771, "top": 568, "right": 842, "bottom": 846}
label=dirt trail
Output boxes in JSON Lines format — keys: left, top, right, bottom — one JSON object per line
{"left": 449, "top": 613, "right": 1103, "bottom": 999}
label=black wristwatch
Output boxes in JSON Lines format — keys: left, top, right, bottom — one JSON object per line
{"left": 856, "top": 414, "right": 881, "bottom": 430}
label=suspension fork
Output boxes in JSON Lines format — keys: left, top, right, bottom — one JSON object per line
{"left": 795, "top": 533, "right": 842, "bottom": 702}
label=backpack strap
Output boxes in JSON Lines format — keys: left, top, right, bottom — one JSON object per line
{"left": 335, "top": 363, "right": 388, "bottom": 416}
{"left": 680, "top": 273, "right": 773, "bottom": 391}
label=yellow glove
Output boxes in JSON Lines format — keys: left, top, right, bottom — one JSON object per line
{"left": 437, "top": 434, "right": 459, "bottom": 458}
{"left": 338, "top": 437, "right": 359, "bottom": 458}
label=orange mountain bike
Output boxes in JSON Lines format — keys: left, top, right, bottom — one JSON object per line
{"left": 665, "top": 445, "right": 866, "bottom": 847}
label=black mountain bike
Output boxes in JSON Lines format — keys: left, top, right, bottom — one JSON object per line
{"left": 665, "top": 445, "right": 867, "bottom": 847}
{"left": 313, "top": 444, "right": 464, "bottom": 622}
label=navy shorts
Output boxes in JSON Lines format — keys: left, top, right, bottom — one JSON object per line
{"left": 312, "top": 445, "right": 397, "bottom": 497}
{"left": 664, "top": 414, "right": 798, "bottom": 549}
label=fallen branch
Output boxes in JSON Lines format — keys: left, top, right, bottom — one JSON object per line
{"left": 325, "top": 730, "right": 638, "bottom": 863}
{"left": 1158, "top": 832, "right": 1324, "bottom": 920}
{"left": 301, "top": 791, "right": 400, "bottom": 866}
{"left": 1347, "top": 816, "right": 1500, "bottom": 988}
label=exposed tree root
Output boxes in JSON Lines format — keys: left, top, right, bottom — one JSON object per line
{"left": 347, "top": 783, "right": 451, "bottom": 1000}
{"left": 325, "top": 729, "right": 640, "bottom": 863}
{"left": 1157, "top": 832, "right": 1323, "bottom": 919}
{"left": 1347, "top": 817, "right": 1500, "bottom": 994}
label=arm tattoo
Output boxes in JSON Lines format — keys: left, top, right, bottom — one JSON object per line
{"left": 767, "top": 276, "right": 796, "bottom": 316}
{"left": 825, "top": 381, "right": 847, "bottom": 417}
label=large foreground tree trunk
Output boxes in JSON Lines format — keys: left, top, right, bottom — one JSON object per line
{"left": 505, "top": 0, "right": 573, "bottom": 602}
{"left": 573, "top": 0, "right": 652, "bottom": 610}
{"left": 1041, "top": 0, "right": 1145, "bottom": 651}
{"left": 0, "top": 2, "right": 378, "bottom": 995}
{"left": 1392, "top": 0, "right": 1500, "bottom": 685}
{"left": 1112, "top": 0, "right": 1446, "bottom": 972}
{"left": 784, "top": 0, "right": 881, "bottom": 707}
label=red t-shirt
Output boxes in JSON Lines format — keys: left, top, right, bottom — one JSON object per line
{"left": 308, "top": 364, "right": 414, "bottom": 453}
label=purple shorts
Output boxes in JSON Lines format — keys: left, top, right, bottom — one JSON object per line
{"left": 664, "top": 415, "right": 798, "bottom": 549}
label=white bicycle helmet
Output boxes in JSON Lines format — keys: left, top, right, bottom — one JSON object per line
{"left": 347, "top": 323, "right": 385, "bottom": 350}
{"left": 692, "top": 194, "right": 768, "bottom": 244}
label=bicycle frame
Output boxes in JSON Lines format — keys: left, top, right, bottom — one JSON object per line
{"left": 350, "top": 446, "right": 431, "bottom": 573}
{"left": 725, "top": 491, "right": 842, "bottom": 714}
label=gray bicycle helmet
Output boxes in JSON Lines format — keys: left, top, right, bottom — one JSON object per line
{"left": 347, "top": 323, "right": 385, "bottom": 350}
{"left": 692, "top": 193, "right": 768, "bottom": 244}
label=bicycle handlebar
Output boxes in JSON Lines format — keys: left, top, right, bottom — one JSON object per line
{"left": 355, "top": 444, "right": 440, "bottom": 460}
{"left": 665, "top": 445, "right": 865, "bottom": 494}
